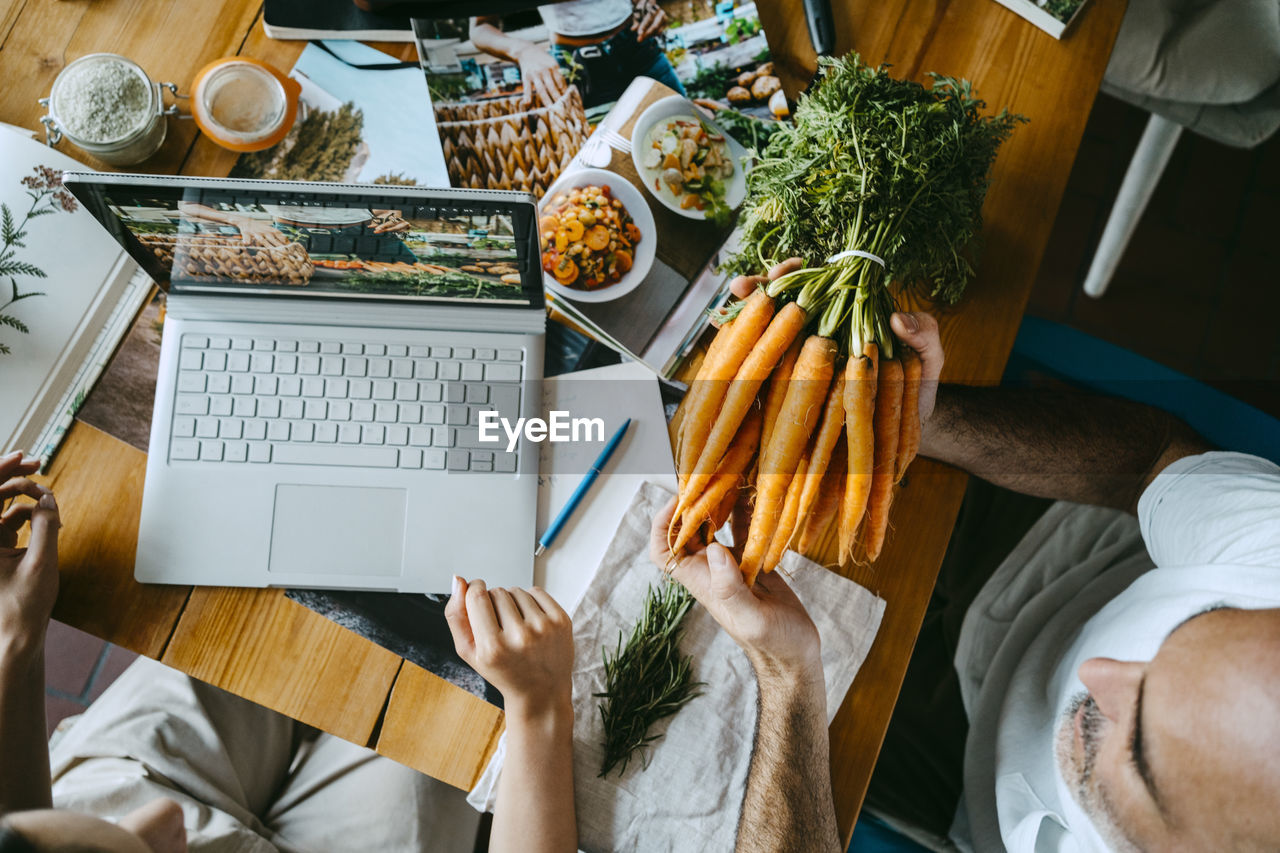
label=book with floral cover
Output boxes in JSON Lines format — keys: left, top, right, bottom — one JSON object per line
{"left": 0, "top": 124, "right": 151, "bottom": 467}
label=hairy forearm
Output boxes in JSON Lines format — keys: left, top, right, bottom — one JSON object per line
{"left": 469, "top": 19, "right": 533, "bottom": 64}
{"left": 489, "top": 697, "right": 577, "bottom": 853}
{"left": 0, "top": 638, "right": 52, "bottom": 814}
{"left": 921, "top": 385, "right": 1209, "bottom": 512}
{"left": 737, "top": 667, "right": 839, "bottom": 853}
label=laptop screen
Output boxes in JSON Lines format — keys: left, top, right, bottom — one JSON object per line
{"left": 63, "top": 177, "right": 544, "bottom": 310}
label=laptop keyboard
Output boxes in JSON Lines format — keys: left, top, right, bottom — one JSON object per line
{"left": 168, "top": 334, "right": 525, "bottom": 472}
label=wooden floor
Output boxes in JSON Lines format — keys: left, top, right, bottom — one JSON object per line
{"left": 1028, "top": 92, "right": 1280, "bottom": 420}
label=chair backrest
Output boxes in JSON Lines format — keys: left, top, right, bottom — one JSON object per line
{"left": 1007, "top": 315, "right": 1280, "bottom": 465}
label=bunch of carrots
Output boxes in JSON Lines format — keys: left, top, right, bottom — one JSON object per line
{"left": 669, "top": 277, "right": 920, "bottom": 583}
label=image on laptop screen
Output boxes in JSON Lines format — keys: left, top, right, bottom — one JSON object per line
{"left": 91, "top": 186, "right": 539, "bottom": 308}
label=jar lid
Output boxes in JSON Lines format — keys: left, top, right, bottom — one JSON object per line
{"left": 191, "top": 58, "right": 299, "bottom": 152}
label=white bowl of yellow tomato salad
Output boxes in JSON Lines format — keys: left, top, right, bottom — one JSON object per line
{"left": 630, "top": 96, "right": 749, "bottom": 221}
{"left": 539, "top": 168, "right": 656, "bottom": 304}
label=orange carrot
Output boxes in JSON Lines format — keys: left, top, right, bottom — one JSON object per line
{"left": 676, "top": 317, "right": 729, "bottom": 464}
{"left": 798, "top": 435, "right": 846, "bottom": 555}
{"left": 793, "top": 370, "right": 847, "bottom": 531}
{"left": 895, "top": 348, "right": 921, "bottom": 483}
{"left": 708, "top": 476, "right": 741, "bottom": 532}
{"left": 865, "top": 356, "right": 904, "bottom": 561}
{"left": 764, "top": 452, "right": 809, "bottom": 572}
{"left": 740, "top": 335, "right": 838, "bottom": 584}
{"left": 838, "top": 346, "right": 877, "bottom": 562}
{"left": 674, "top": 407, "right": 762, "bottom": 554}
{"left": 676, "top": 290, "right": 774, "bottom": 492}
{"left": 680, "top": 301, "right": 807, "bottom": 516}
{"left": 761, "top": 335, "right": 804, "bottom": 451}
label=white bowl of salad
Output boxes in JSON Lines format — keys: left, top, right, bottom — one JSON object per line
{"left": 630, "top": 96, "right": 748, "bottom": 223}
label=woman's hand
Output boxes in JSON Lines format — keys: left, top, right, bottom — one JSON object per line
{"left": 445, "top": 577, "right": 574, "bottom": 717}
{"left": 0, "top": 450, "right": 60, "bottom": 658}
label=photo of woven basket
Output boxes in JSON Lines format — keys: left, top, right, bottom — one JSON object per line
{"left": 434, "top": 85, "right": 589, "bottom": 197}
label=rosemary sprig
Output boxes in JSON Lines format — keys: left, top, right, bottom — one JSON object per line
{"left": 596, "top": 580, "right": 703, "bottom": 777}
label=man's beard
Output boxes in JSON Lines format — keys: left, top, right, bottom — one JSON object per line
{"left": 1055, "top": 692, "right": 1141, "bottom": 853}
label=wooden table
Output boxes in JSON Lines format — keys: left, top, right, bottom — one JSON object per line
{"left": 2, "top": 0, "right": 1124, "bottom": 843}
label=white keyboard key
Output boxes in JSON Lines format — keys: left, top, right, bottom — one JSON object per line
{"left": 248, "top": 442, "right": 272, "bottom": 463}
{"left": 292, "top": 421, "right": 315, "bottom": 442}
{"left": 231, "top": 337, "right": 252, "bottom": 350}
{"left": 186, "top": 335, "right": 209, "bottom": 349}
{"left": 424, "top": 448, "right": 447, "bottom": 470}
{"left": 304, "top": 399, "right": 328, "bottom": 420}
{"left": 273, "top": 445, "right": 397, "bottom": 468}
{"left": 299, "top": 341, "right": 320, "bottom": 353}
{"left": 208, "top": 336, "right": 231, "bottom": 350}
{"left": 410, "top": 426, "right": 433, "bottom": 446}
{"left": 375, "top": 403, "right": 398, "bottom": 423}
{"left": 445, "top": 384, "right": 465, "bottom": 404}
{"left": 365, "top": 343, "right": 386, "bottom": 356}
{"left": 298, "top": 356, "right": 321, "bottom": 375}
{"left": 315, "top": 422, "right": 338, "bottom": 443}
{"left": 419, "top": 382, "right": 442, "bottom": 403}
{"left": 277, "top": 340, "right": 298, "bottom": 352}
{"left": 461, "top": 362, "right": 484, "bottom": 382}
{"left": 372, "top": 380, "right": 395, "bottom": 401}
{"left": 495, "top": 452, "right": 517, "bottom": 473}
{"left": 321, "top": 356, "right": 343, "bottom": 376}
{"left": 410, "top": 346, "right": 430, "bottom": 357}
{"left": 485, "top": 363, "right": 522, "bottom": 382}
{"left": 391, "top": 360, "right": 413, "bottom": 379}
{"left": 195, "top": 418, "right": 219, "bottom": 439}
{"left": 258, "top": 398, "right": 281, "bottom": 418}
{"left": 325, "top": 378, "right": 349, "bottom": 398}
{"left": 278, "top": 376, "right": 302, "bottom": 397}
{"left": 173, "top": 416, "right": 197, "bottom": 438}
{"left": 465, "top": 384, "right": 488, "bottom": 404}
{"left": 446, "top": 405, "right": 468, "bottom": 426}
{"left": 423, "top": 404, "right": 446, "bottom": 425}
{"left": 227, "top": 352, "right": 251, "bottom": 372}
{"left": 413, "top": 360, "right": 436, "bottom": 380}
{"left": 210, "top": 397, "right": 234, "bottom": 417}
{"left": 208, "top": 374, "right": 232, "bottom": 395}
{"left": 447, "top": 450, "right": 469, "bottom": 471}
{"left": 225, "top": 441, "right": 248, "bottom": 462}
{"left": 349, "top": 379, "right": 372, "bottom": 400}
{"left": 320, "top": 341, "right": 341, "bottom": 354}
{"left": 386, "top": 425, "right": 408, "bottom": 446}
{"left": 254, "top": 375, "right": 278, "bottom": 396}
{"left": 338, "top": 423, "right": 362, "bottom": 444}
{"left": 231, "top": 374, "right": 255, "bottom": 395}
{"left": 275, "top": 354, "right": 298, "bottom": 374}
{"left": 454, "top": 346, "right": 474, "bottom": 359}
{"left": 471, "top": 451, "right": 494, "bottom": 464}
{"left": 368, "top": 359, "right": 391, "bottom": 378}
{"left": 253, "top": 338, "right": 275, "bottom": 351}
{"left": 245, "top": 420, "right": 268, "bottom": 441}
{"left": 455, "top": 427, "right": 494, "bottom": 450}
{"left": 342, "top": 342, "right": 364, "bottom": 355}
{"left": 233, "top": 397, "right": 256, "bottom": 417}
{"left": 344, "top": 357, "right": 368, "bottom": 377}
{"left": 432, "top": 427, "right": 453, "bottom": 448}
{"left": 430, "top": 346, "right": 451, "bottom": 358}
{"left": 471, "top": 458, "right": 493, "bottom": 472}
{"left": 280, "top": 399, "right": 304, "bottom": 420}
{"left": 476, "top": 348, "right": 496, "bottom": 361}
{"left": 219, "top": 418, "right": 243, "bottom": 440}
{"left": 301, "top": 377, "right": 325, "bottom": 397}
{"left": 177, "top": 372, "right": 206, "bottom": 393}
{"left": 439, "top": 362, "right": 461, "bottom": 381}
{"left": 204, "top": 351, "right": 228, "bottom": 371}
{"left": 363, "top": 424, "right": 385, "bottom": 445}
{"left": 200, "top": 440, "right": 224, "bottom": 461}
{"left": 497, "top": 349, "right": 522, "bottom": 361}
{"left": 388, "top": 344, "right": 408, "bottom": 357}
{"left": 180, "top": 350, "right": 204, "bottom": 371}
{"left": 250, "top": 353, "right": 274, "bottom": 373}
{"left": 400, "top": 448, "right": 422, "bottom": 469}
{"left": 170, "top": 439, "right": 200, "bottom": 461}
{"left": 268, "top": 421, "right": 291, "bottom": 442}
{"left": 397, "top": 403, "right": 421, "bottom": 424}
{"left": 352, "top": 402, "right": 375, "bottom": 422}
{"left": 395, "top": 381, "right": 417, "bottom": 401}
{"left": 329, "top": 401, "right": 352, "bottom": 421}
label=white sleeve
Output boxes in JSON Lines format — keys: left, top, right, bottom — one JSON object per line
{"left": 1138, "top": 451, "right": 1280, "bottom": 569}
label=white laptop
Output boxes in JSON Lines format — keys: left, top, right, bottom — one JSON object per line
{"left": 64, "top": 173, "right": 544, "bottom": 594}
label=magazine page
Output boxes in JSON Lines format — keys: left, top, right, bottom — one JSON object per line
{"left": 230, "top": 40, "right": 449, "bottom": 188}
{"left": 412, "top": 2, "right": 781, "bottom": 198}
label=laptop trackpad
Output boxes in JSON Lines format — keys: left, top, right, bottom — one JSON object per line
{"left": 269, "top": 485, "right": 405, "bottom": 577}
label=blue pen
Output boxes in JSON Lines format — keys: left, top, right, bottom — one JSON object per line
{"left": 535, "top": 418, "right": 632, "bottom": 556}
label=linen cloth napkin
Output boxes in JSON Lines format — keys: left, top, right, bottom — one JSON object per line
{"left": 467, "top": 481, "right": 886, "bottom": 852}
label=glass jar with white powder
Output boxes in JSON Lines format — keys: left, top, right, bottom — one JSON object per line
{"left": 39, "top": 53, "right": 179, "bottom": 166}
